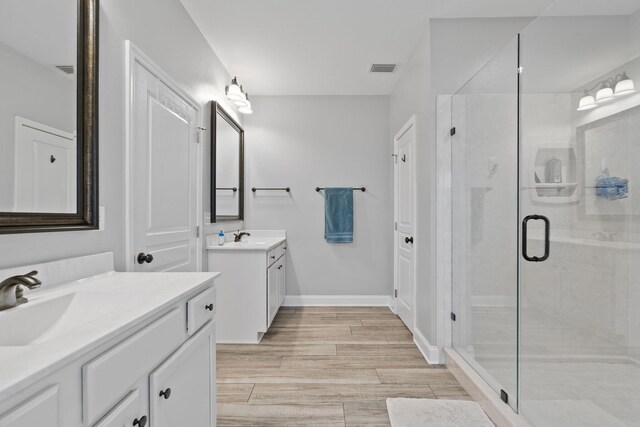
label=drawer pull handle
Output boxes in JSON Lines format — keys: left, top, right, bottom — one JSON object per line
{"left": 159, "top": 388, "right": 172, "bottom": 399}
{"left": 133, "top": 416, "right": 148, "bottom": 427}
{"left": 205, "top": 303, "right": 214, "bottom": 311}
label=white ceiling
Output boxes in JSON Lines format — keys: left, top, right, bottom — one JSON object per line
{"left": 178, "top": 0, "right": 559, "bottom": 95}
{"left": 182, "top": 0, "right": 640, "bottom": 96}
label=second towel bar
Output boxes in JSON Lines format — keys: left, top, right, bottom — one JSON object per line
{"left": 316, "top": 187, "right": 366, "bottom": 192}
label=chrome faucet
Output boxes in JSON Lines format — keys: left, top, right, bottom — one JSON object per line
{"left": 234, "top": 232, "right": 251, "bottom": 242}
{"left": 0, "top": 271, "right": 42, "bottom": 311}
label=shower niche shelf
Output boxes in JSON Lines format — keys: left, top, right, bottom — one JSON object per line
{"left": 530, "top": 145, "right": 578, "bottom": 204}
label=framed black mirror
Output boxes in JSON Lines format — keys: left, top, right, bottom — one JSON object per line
{"left": 211, "top": 101, "right": 244, "bottom": 222}
{"left": 0, "top": 0, "right": 99, "bottom": 234}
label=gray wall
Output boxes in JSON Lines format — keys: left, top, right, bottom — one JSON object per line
{"left": 0, "top": 0, "right": 236, "bottom": 270}
{"left": 389, "top": 17, "right": 534, "bottom": 346}
{"left": 244, "top": 95, "right": 393, "bottom": 297}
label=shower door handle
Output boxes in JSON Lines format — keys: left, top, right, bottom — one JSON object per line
{"left": 522, "top": 215, "right": 550, "bottom": 262}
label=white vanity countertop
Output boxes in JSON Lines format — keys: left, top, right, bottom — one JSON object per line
{"left": 0, "top": 271, "right": 218, "bottom": 401}
{"left": 207, "top": 230, "right": 286, "bottom": 251}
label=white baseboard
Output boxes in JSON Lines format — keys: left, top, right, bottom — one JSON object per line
{"left": 282, "top": 295, "right": 394, "bottom": 308}
{"left": 413, "top": 328, "right": 442, "bottom": 365}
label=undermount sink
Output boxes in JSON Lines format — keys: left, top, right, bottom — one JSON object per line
{"left": 0, "top": 291, "right": 127, "bottom": 347}
{"left": 0, "top": 293, "right": 76, "bottom": 346}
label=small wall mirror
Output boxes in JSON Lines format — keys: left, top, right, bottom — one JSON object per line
{"left": 0, "top": 0, "right": 99, "bottom": 233}
{"left": 211, "top": 101, "right": 244, "bottom": 222}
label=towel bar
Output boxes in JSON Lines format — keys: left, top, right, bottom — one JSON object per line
{"left": 252, "top": 187, "right": 291, "bottom": 192}
{"left": 217, "top": 187, "right": 238, "bottom": 192}
{"left": 316, "top": 187, "right": 366, "bottom": 192}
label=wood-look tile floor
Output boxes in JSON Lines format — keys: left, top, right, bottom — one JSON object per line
{"left": 216, "top": 306, "right": 471, "bottom": 426}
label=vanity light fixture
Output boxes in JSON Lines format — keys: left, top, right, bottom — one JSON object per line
{"left": 238, "top": 93, "right": 253, "bottom": 114}
{"left": 226, "top": 77, "right": 243, "bottom": 102}
{"left": 234, "top": 85, "right": 249, "bottom": 108}
{"left": 577, "top": 71, "right": 636, "bottom": 111}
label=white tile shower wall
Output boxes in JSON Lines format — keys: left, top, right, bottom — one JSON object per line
{"left": 244, "top": 96, "right": 393, "bottom": 298}
{"left": 0, "top": 0, "right": 238, "bottom": 271}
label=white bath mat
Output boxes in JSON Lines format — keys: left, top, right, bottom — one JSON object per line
{"left": 386, "top": 398, "right": 494, "bottom": 427}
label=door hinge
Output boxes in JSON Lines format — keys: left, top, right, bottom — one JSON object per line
{"left": 394, "top": 222, "right": 398, "bottom": 231}
{"left": 500, "top": 390, "right": 509, "bottom": 404}
{"left": 394, "top": 289, "right": 398, "bottom": 298}
{"left": 451, "top": 312, "right": 456, "bottom": 321}
{"left": 517, "top": 66, "right": 523, "bottom": 74}
{"left": 392, "top": 153, "right": 398, "bottom": 163}
{"left": 450, "top": 127, "right": 456, "bottom": 136}
{"left": 196, "top": 226, "right": 200, "bottom": 238}
{"left": 196, "top": 126, "right": 206, "bottom": 143}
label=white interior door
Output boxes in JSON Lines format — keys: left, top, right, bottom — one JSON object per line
{"left": 394, "top": 116, "right": 416, "bottom": 332}
{"left": 14, "top": 117, "right": 76, "bottom": 213}
{"left": 127, "top": 42, "right": 201, "bottom": 272}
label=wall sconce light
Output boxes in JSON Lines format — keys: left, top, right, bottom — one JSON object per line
{"left": 577, "top": 71, "right": 636, "bottom": 111}
{"left": 238, "top": 93, "right": 253, "bottom": 115}
{"left": 225, "top": 78, "right": 253, "bottom": 114}
{"left": 226, "top": 77, "right": 243, "bottom": 102}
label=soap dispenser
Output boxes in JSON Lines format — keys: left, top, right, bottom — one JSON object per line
{"left": 218, "top": 229, "right": 225, "bottom": 246}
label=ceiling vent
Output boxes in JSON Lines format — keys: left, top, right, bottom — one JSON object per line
{"left": 56, "top": 65, "right": 75, "bottom": 75}
{"left": 370, "top": 64, "right": 396, "bottom": 73}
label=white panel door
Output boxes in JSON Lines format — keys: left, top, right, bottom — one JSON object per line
{"left": 13, "top": 117, "right": 76, "bottom": 213}
{"left": 394, "top": 117, "right": 416, "bottom": 332}
{"left": 128, "top": 44, "right": 200, "bottom": 272}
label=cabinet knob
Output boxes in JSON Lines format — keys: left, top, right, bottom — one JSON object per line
{"left": 133, "top": 416, "right": 148, "bottom": 427}
{"left": 205, "top": 303, "right": 214, "bottom": 311}
{"left": 159, "top": 388, "right": 172, "bottom": 399}
{"left": 277, "top": 265, "right": 283, "bottom": 270}
{"left": 405, "top": 236, "right": 414, "bottom": 244}
{"left": 270, "top": 256, "right": 276, "bottom": 259}
{"left": 137, "top": 252, "right": 154, "bottom": 264}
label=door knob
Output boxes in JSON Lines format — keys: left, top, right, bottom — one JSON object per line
{"left": 159, "top": 388, "right": 172, "bottom": 399}
{"left": 405, "top": 237, "right": 414, "bottom": 244}
{"left": 133, "top": 416, "right": 147, "bottom": 427}
{"left": 205, "top": 303, "right": 214, "bottom": 311}
{"left": 137, "top": 252, "right": 154, "bottom": 264}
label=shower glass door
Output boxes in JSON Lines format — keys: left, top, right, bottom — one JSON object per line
{"left": 519, "top": 2, "right": 640, "bottom": 425}
{"left": 450, "top": 36, "right": 520, "bottom": 411}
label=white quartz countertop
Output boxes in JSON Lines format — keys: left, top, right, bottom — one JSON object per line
{"left": 207, "top": 236, "right": 285, "bottom": 251}
{"left": 207, "top": 230, "right": 286, "bottom": 251}
{"left": 0, "top": 271, "right": 218, "bottom": 401}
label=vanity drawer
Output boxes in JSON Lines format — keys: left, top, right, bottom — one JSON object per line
{"left": 275, "top": 242, "right": 287, "bottom": 260}
{"left": 267, "top": 248, "right": 278, "bottom": 266}
{"left": 187, "top": 286, "right": 216, "bottom": 335}
{"left": 82, "top": 308, "right": 183, "bottom": 426}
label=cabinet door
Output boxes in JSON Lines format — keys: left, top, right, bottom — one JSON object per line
{"left": 149, "top": 322, "right": 215, "bottom": 427}
{"left": 278, "top": 257, "right": 286, "bottom": 306}
{"left": 0, "top": 386, "right": 59, "bottom": 427}
{"left": 267, "top": 263, "right": 279, "bottom": 327}
{"left": 94, "top": 390, "right": 146, "bottom": 427}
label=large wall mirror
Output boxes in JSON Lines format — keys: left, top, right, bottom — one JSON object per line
{"left": 211, "top": 102, "right": 244, "bottom": 222}
{"left": 0, "top": 0, "right": 98, "bottom": 233}
{"left": 578, "top": 104, "right": 640, "bottom": 218}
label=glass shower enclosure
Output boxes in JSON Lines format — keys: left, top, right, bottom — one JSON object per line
{"left": 450, "top": 2, "right": 640, "bottom": 425}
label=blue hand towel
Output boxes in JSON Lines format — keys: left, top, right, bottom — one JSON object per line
{"left": 324, "top": 188, "right": 353, "bottom": 243}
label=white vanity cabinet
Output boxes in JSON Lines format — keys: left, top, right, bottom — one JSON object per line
{"left": 150, "top": 323, "right": 215, "bottom": 427}
{"left": 0, "top": 277, "right": 217, "bottom": 427}
{"left": 207, "top": 231, "right": 287, "bottom": 343}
